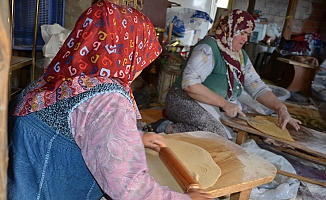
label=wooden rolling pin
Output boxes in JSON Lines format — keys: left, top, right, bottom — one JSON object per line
{"left": 159, "top": 146, "right": 201, "bottom": 192}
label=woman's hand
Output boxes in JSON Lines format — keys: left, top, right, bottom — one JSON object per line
{"left": 185, "top": 189, "right": 214, "bottom": 200}
{"left": 277, "top": 106, "right": 301, "bottom": 131}
{"left": 256, "top": 91, "right": 301, "bottom": 130}
{"left": 221, "top": 101, "right": 245, "bottom": 118}
{"left": 142, "top": 132, "right": 166, "bottom": 152}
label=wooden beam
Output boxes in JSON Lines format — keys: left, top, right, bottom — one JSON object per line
{"left": 278, "top": 170, "right": 326, "bottom": 188}
{"left": 247, "top": 0, "right": 256, "bottom": 16}
{"left": 282, "top": 0, "right": 298, "bottom": 40}
{"left": 0, "top": 0, "right": 11, "bottom": 198}
{"left": 275, "top": 147, "right": 326, "bottom": 167}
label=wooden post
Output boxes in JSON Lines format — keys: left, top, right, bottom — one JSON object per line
{"left": 247, "top": 0, "right": 256, "bottom": 16}
{"left": 0, "top": 0, "right": 11, "bottom": 198}
{"left": 235, "top": 130, "right": 248, "bottom": 145}
{"left": 230, "top": 189, "right": 252, "bottom": 200}
{"left": 282, "top": 0, "right": 298, "bottom": 40}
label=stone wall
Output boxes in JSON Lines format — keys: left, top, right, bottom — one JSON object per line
{"left": 233, "top": 0, "right": 326, "bottom": 42}
{"left": 64, "top": 0, "right": 92, "bottom": 30}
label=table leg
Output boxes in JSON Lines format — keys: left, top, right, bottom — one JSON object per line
{"left": 235, "top": 130, "right": 248, "bottom": 145}
{"left": 249, "top": 135, "right": 260, "bottom": 143}
{"left": 230, "top": 189, "right": 252, "bottom": 200}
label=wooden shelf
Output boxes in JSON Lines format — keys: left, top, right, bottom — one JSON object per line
{"left": 10, "top": 87, "right": 23, "bottom": 98}
{"left": 9, "top": 0, "right": 39, "bottom": 100}
{"left": 9, "top": 56, "right": 34, "bottom": 99}
{"left": 10, "top": 56, "right": 33, "bottom": 71}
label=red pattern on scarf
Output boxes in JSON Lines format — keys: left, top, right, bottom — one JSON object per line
{"left": 15, "top": 0, "right": 162, "bottom": 116}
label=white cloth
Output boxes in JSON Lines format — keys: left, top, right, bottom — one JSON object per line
{"left": 41, "top": 23, "right": 72, "bottom": 68}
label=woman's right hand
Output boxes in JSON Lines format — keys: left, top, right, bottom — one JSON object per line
{"left": 221, "top": 101, "right": 244, "bottom": 118}
{"left": 185, "top": 189, "right": 214, "bottom": 199}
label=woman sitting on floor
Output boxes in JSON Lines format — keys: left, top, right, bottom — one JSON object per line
{"left": 145, "top": 9, "right": 300, "bottom": 138}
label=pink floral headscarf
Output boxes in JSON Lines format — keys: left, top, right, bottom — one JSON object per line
{"left": 15, "top": 0, "right": 162, "bottom": 116}
{"left": 213, "top": 9, "right": 255, "bottom": 98}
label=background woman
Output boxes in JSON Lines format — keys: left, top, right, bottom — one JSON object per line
{"left": 149, "top": 9, "right": 300, "bottom": 139}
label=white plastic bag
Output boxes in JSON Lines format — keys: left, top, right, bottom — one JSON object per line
{"left": 41, "top": 23, "right": 71, "bottom": 68}
{"left": 167, "top": 8, "right": 212, "bottom": 37}
{"left": 241, "top": 140, "right": 300, "bottom": 200}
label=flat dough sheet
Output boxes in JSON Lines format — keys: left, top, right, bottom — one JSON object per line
{"left": 146, "top": 139, "right": 221, "bottom": 192}
{"left": 248, "top": 116, "right": 294, "bottom": 142}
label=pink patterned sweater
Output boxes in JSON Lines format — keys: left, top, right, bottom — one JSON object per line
{"left": 70, "top": 92, "right": 190, "bottom": 199}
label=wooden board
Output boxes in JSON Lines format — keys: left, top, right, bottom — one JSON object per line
{"left": 221, "top": 114, "right": 326, "bottom": 160}
{"left": 277, "top": 57, "right": 318, "bottom": 69}
{"left": 162, "top": 131, "right": 276, "bottom": 198}
{"left": 139, "top": 109, "right": 163, "bottom": 124}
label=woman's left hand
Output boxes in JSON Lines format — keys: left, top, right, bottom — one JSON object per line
{"left": 277, "top": 107, "right": 301, "bottom": 131}
{"left": 142, "top": 132, "right": 166, "bottom": 152}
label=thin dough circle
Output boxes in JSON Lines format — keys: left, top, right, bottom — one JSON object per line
{"left": 146, "top": 139, "right": 221, "bottom": 192}
{"left": 248, "top": 116, "right": 294, "bottom": 142}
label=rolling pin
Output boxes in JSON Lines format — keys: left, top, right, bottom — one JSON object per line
{"left": 159, "top": 146, "right": 201, "bottom": 192}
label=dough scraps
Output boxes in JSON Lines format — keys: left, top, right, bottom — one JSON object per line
{"left": 146, "top": 139, "right": 221, "bottom": 192}
{"left": 284, "top": 102, "right": 326, "bottom": 131}
{"left": 247, "top": 116, "right": 295, "bottom": 142}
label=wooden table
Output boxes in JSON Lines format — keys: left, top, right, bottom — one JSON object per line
{"left": 221, "top": 115, "right": 326, "bottom": 166}
{"left": 162, "top": 131, "right": 277, "bottom": 199}
{"left": 277, "top": 57, "right": 319, "bottom": 96}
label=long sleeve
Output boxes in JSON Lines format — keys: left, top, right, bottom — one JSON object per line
{"left": 181, "top": 43, "right": 270, "bottom": 101}
{"left": 181, "top": 44, "right": 215, "bottom": 89}
{"left": 242, "top": 58, "right": 271, "bottom": 100}
{"left": 70, "top": 93, "right": 190, "bottom": 200}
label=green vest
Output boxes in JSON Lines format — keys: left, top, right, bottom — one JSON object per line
{"left": 173, "top": 36, "right": 248, "bottom": 100}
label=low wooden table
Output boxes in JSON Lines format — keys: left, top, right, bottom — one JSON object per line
{"left": 220, "top": 114, "right": 326, "bottom": 166}
{"left": 162, "top": 131, "right": 277, "bottom": 199}
{"left": 277, "top": 57, "right": 319, "bottom": 96}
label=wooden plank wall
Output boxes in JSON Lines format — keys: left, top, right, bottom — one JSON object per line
{"left": 0, "top": 0, "right": 10, "bottom": 198}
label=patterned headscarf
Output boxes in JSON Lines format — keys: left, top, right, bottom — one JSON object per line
{"left": 213, "top": 9, "right": 255, "bottom": 98}
{"left": 15, "top": 0, "right": 162, "bottom": 116}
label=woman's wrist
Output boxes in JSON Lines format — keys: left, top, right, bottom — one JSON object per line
{"left": 217, "top": 98, "right": 228, "bottom": 109}
{"left": 277, "top": 104, "right": 288, "bottom": 113}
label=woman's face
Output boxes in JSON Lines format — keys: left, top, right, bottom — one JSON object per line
{"left": 232, "top": 27, "right": 252, "bottom": 52}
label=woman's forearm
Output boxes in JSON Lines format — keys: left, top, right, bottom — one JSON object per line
{"left": 257, "top": 91, "right": 287, "bottom": 112}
